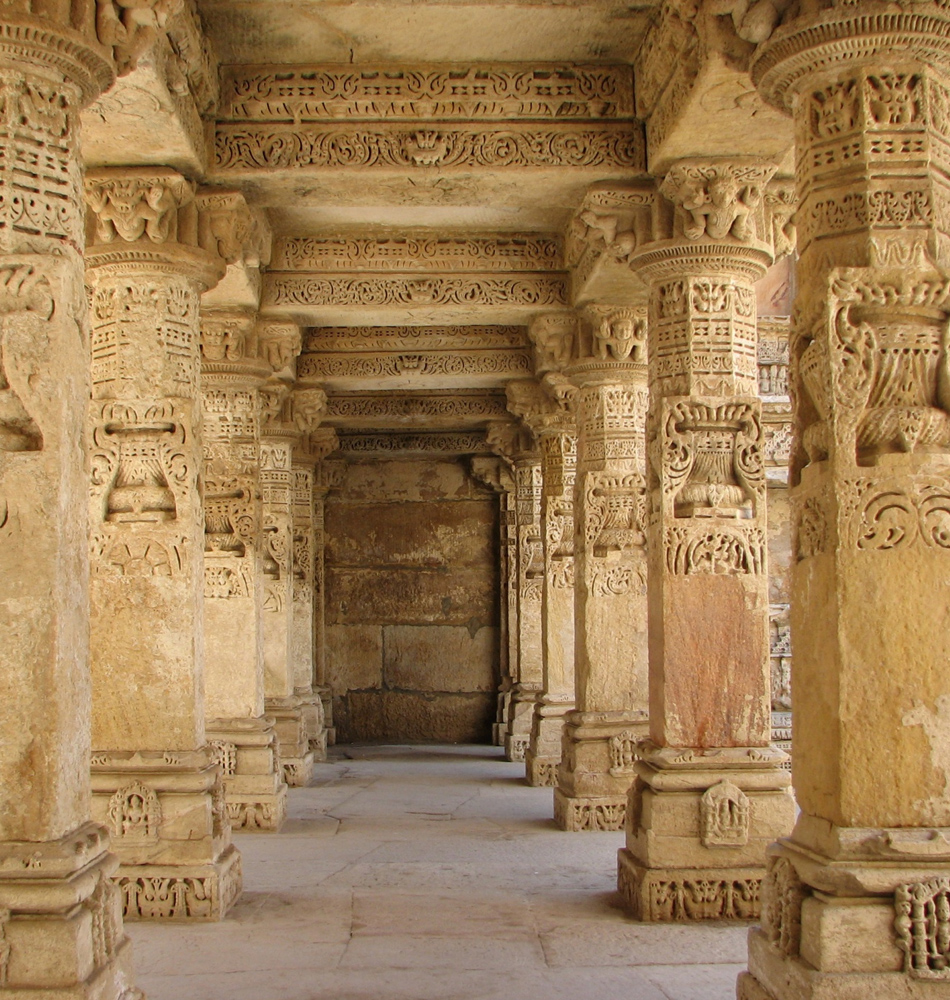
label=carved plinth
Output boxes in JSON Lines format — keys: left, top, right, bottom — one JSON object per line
{"left": 525, "top": 697, "right": 574, "bottom": 787}
{"left": 205, "top": 718, "right": 287, "bottom": 832}
{"left": 553, "top": 711, "right": 649, "bottom": 831}
{"left": 315, "top": 686, "right": 336, "bottom": 746}
{"left": 0, "top": 824, "right": 139, "bottom": 1000}
{"left": 493, "top": 685, "right": 513, "bottom": 747}
{"left": 296, "top": 689, "right": 327, "bottom": 761}
{"left": 504, "top": 683, "right": 540, "bottom": 762}
{"left": 739, "top": 828, "right": 950, "bottom": 1000}
{"left": 265, "top": 697, "right": 315, "bottom": 786}
{"left": 617, "top": 742, "right": 793, "bottom": 921}
{"left": 89, "top": 749, "right": 242, "bottom": 922}
{"left": 617, "top": 852, "right": 762, "bottom": 922}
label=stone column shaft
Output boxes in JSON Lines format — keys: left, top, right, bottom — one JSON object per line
{"left": 84, "top": 167, "right": 241, "bottom": 921}
{"left": 739, "top": 6, "right": 950, "bottom": 997}
{"left": 617, "top": 160, "right": 794, "bottom": 919}
{"left": 0, "top": 11, "right": 144, "bottom": 994}
{"left": 553, "top": 313, "right": 651, "bottom": 832}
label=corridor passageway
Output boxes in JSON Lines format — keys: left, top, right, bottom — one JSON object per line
{"left": 129, "top": 746, "right": 748, "bottom": 1000}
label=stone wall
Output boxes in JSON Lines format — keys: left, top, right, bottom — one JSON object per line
{"left": 325, "top": 458, "right": 499, "bottom": 742}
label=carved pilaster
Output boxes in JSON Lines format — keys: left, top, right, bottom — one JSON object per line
{"left": 738, "top": 7, "right": 950, "bottom": 999}
{"left": 290, "top": 422, "right": 337, "bottom": 762}
{"left": 507, "top": 375, "right": 578, "bottom": 788}
{"left": 617, "top": 156, "right": 794, "bottom": 914}
{"left": 542, "top": 307, "right": 650, "bottom": 831}
{"left": 312, "top": 452, "right": 345, "bottom": 745}
{"left": 258, "top": 321, "right": 320, "bottom": 787}
{"left": 199, "top": 307, "right": 287, "bottom": 832}
{"left": 486, "top": 419, "right": 540, "bottom": 762}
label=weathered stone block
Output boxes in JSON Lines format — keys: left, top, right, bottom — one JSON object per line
{"left": 326, "top": 565, "right": 496, "bottom": 626}
{"left": 325, "top": 624, "right": 384, "bottom": 691}
{"left": 383, "top": 624, "right": 498, "bottom": 693}
{"left": 341, "top": 691, "right": 494, "bottom": 743}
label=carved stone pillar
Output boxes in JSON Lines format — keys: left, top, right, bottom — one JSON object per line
{"left": 470, "top": 456, "right": 516, "bottom": 748}
{"left": 312, "top": 456, "right": 345, "bottom": 745}
{"left": 199, "top": 308, "right": 287, "bottom": 834}
{"left": 257, "top": 320, "right": 318, "bottom": 786}
{"left": 0, "top": 7, "right": 147, "bottom": 995}
{"left": 506, "top": 434, "right": 543, "bottom": 763}
{"left": 616, "top": 158, "right": 794, "bottom": 918}
{"left": 736, "top": 6, "right": 950, "bottom": 997}
{"left": 543, "top": 309, "right": 650, "bottom": 832}
{"left": 291, "top": 427, "right": 338, "bottom": 761}
{"left": 487, "top": 420, "right": 542, "bottom": 762}
{"left": 507, "top": 379, "right": 578, "bottom": 788}
{"left": 84, "top": 167, "right": 242, "bottom": 921}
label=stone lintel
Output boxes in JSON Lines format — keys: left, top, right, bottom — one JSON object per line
{"left": 271, "top": 234, "right": 563, "bottom": 273}
{"left": 637, "top": 7, "right": 792, "bottom": 175}
{"left": 261, "top": 271, "right": 568, "bottom": 328}
{"left": 324, "top": 390, "right": 509, "bottom": 431}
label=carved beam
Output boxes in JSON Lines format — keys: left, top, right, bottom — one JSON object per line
{"left": 219, "top": 63, "right": 635, "bottom": 123}
{"left": 261, "top": 270, "right": 568, "bottom": 327}
{"left": 566, "top": 182, "right": 655, "bottom": 305}
{"left": 636, "top": 0, "right": 792, "bottom": 172}
{"left": 83, "top": 0, "right": 218, "bottom": 174}
{"left": 297, "top": 326, "right": 533, "bottom": 390}
{"left": 334, "top": 430, "right": 491, "bottom": 457}
{"left": 323, "top": 390, "right": 509, "bottom": 430}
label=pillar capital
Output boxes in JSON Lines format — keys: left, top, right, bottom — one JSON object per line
{"left": 505, "top": 378, "right": 575, "bottom": 440}
{"left": 83, "top": 166, "right": 226, "bottom": 290}
{"left": 200, "top": 308, "right": 271, "bottom": 384}
{"left": 627, "top": 157, "right": 780, "bottom": 286}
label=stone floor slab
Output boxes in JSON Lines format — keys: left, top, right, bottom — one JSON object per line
{"left": 128, "top": 745, "right": 755, "bottom": 1000}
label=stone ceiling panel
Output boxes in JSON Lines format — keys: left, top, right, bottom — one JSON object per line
{"left": 197, "top": 1, "right": 657, "bottom": 65}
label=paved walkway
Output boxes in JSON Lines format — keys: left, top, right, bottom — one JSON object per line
{"left": 130, "top": 745, "right": 749, "bottom": 1000}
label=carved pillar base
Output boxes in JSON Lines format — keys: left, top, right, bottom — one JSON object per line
{"left": 89, "top": 749, "right": 241, "bottom": 922}
{"left": 0, "top": 824, "right": 140, "bottom": 1000}
{"left": 205, "top": 718, "right": 287, "bottom": 832}
{"left": 736, "top": 831, "right": 950, "bottom": 1000}
{"left": 525, "top": 696, "right": 574, "bottom": 787}
{"left": 493, "top": 685, "right": 513, "bottom": 747}
{"left": 617, "top": 743, "right": 793, "bottom": 921}
{"left": 315, "top": 686, "right": 336, "bottom": 746}
{"left": 295, "top": 688, "right": 327, "bottom": 761}
{"left": 504, "top": 683, "right": 541, "bottom": 762}
{"left": 553, "top": 710, "right": 647, "bottom": 831}
{"left": 265, "top": 697, "right": 315, "bottom": 786}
